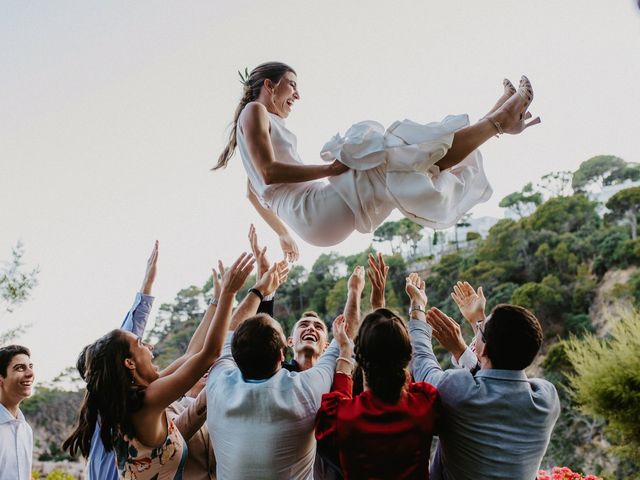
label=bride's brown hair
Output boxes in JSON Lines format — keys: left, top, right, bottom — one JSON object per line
{"left": 213, "top": 62, "right": 296, "bottom": 171}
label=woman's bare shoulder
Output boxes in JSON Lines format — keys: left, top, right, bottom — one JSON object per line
{"left": 240, "top": 102, "right": 270, "bottom": 131}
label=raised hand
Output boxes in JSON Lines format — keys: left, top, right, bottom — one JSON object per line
{"left": 141, "top": 240, "right": 159, "bottom": 294}
{"left": 367, "top": 253, "right": 389, "bottom": 309}
{"left": 426, "top": 307, "right": 467, "bottom": 359}
{"left": 332, "top": 314, "right": 353, "bottom": 355}
{"left": 220, "top": 253, "right": 255, "bottom": 294}
{"left": 279, "top": 233, "right": 300, "bottom": 263}
{"left": 348, "top": 265, "right": 365, "bottom": 294}
{"left": 405, "top": 272, "right": 428, "bottom": 307}
{"left": 254, "top": 259, "right": 290, "bottom": 297}
{"left": 211, "top": 263, "right": 225, "bottom": 301}
{"left": 248, "top": 224, "right": 270, "bottom": 278}
{"left": 451, "top": 281, "right": 486, "bottom": 326}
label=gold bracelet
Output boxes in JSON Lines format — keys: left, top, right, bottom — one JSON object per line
{"left": 337, "top": 356, "right": 354, "bottom": 366}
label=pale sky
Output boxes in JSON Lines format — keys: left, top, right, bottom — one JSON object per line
{"left": 2, "top": 0, "right": 639, "bottom": 382}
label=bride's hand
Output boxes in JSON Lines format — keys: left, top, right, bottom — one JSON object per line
{"left": 279, "top": 233, "right": 300, "bottom": 263}
{"left": 327, "top": 160, "right": 349, "bottom": 176}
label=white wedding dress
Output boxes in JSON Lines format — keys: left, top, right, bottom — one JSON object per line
{"left": 237, "top": 111, "right": 492, "bottom": 247}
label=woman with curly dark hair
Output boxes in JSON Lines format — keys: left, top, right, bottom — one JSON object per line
{"left": 315, "top": 312, "right": 439, "bottom": 479}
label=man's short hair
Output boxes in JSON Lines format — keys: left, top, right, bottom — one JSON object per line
{"left": 299, "top": 311, "right": 320, "bottom": 320}
{"left": 484, "top": 304, "right": 543, "bottom": 370}
{"left": 0, "top": 345, "right": 31, "bottom": 377}
{"left": 232, "top": 314, "right": 286, "bottom": 380}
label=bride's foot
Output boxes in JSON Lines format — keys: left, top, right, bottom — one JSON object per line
{"left": 486, "top": 75, "right": 541, "bottom": 135}
{"left": 483, "top": 79, "right": 516, "bottom": 118}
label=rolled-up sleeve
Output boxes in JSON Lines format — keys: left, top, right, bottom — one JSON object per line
{"left": 120, "top": 292, "right": 154, "bottom": 336}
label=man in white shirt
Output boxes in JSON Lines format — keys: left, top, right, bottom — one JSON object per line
{"left": 0, "top": 345, "right": 34, "bottom": 480}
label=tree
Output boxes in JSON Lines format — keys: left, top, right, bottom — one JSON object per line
{"left": 527, "top": 194, "right": 599, "bottom": 234}
{"left": 537, "top": 170, "right": 573, "bottom": 198}
{"left": 604, "top": 163, "right": 640, "bottom": 186}
{"left": 499, "top": 182, "right": 543, "bottom": 218}
{"left": 606, "top": 186, "right": 640, "bottom": 240}
{"left": 454, "top": 213, "right": 471, "bottom": 250}
{"left": 571, "top": 155, "right": 626, "bottom": 192}
{"left": 1, "top": 242, "right": 39, "bottom": 344}
{"left": 373, "top": 219, "right": 423, "bottom": 257}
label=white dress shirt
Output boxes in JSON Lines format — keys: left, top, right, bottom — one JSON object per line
{"left": 206, "top": 332, "right": 338, "bottom": 480}
{"left": 0, "top": 403, "right": 33, "bottom": 480}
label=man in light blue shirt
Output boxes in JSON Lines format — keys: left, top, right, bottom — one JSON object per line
{"left": 0, "top": 345, "right": 35, "bottom": 480}
{"left": 80, "top": 242, "right": 158, "bottom": 480}
{"left": 405, "top": 273, "right": 560, "bottom": 480}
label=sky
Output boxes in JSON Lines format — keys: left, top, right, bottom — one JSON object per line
{"left": 2, "top": 0, "right": 639, "bottom": 382}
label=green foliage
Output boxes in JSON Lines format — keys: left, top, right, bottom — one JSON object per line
{"left": 499, "top": 182, "right": 543, "bottom": 218}
{"left": 32, "top": 470, "right": 76, "bottom": 480}
{"left": 572, "top": 155, "right": 626, "bottom": 191}
{"left": 1, "top": 242, "right": 39, "bottom": 344}
{"left": 22, "top": 387, "right": 84, "bottom": 462}
{"left": 565, "top": 309, "right": 640, "bottom": 466}
{"left": 466, "top": 231, "right": 481, "bottom": 241}
{"left": 373, "top": 219, "right": 424, "bottom": 257}
{"left": 511, "top": 278, "right": 564, "bottom": 328}
{"left": 606, "top": 186, "right": 640, "bottom": 240}
{"left": 527, "top": 194, "right": 599, "bottom": 234}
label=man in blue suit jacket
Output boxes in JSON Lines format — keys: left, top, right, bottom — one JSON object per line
{"left": 405, "top": 273, "right": 560, "bottom": 480}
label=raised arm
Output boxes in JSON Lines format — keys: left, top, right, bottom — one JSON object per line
{"left": 240, "top": 102, "right": 348, "bottom": 185}
{"left": 247, "top": 183, "right": 300, "bottom": 262}
{"left": 367, "top": 252, "right": 389, "bottom": 310}
{"left": 158, "top": 264, "right": 224, "bottom": 377}
{"left": 344, "top": 266, "right": 365, "bottom": 338}
{"left": 121, "top": 240, "right": 158, "bottom": 336}
{"left": 143, "top": 253, "right": 255, "bottom": 411}
{"left": 229, "top": 259, "right": 289, "bottom": 331}
{"left": 405, "top": 272, "right": 447, "bottom": 387}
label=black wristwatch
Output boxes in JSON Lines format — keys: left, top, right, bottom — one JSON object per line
{"left": 248, "top": 287, "right": 264, "bottom": 301}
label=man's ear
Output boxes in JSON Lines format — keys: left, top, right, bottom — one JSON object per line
{"left": 287, "top": 337, "right": 294, "bottom": 348}
{"left": 322, "top": 342, "right": 329, "bottom": 353}
{"left": 477, "top": 342, "right": 488, "bottom": 361}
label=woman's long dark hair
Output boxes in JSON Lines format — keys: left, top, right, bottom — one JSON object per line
{"left": 212, "top": 61, "right": 296, "bottom": 171}
{"left": 63, "top": 329, "right": 145, "bottom": 457}
{"left": 354, "top": 308, "right": 412, "bottom": 404}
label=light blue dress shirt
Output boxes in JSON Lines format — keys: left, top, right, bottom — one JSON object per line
{"left": 409, "top": 319, "right": 560, "bottom": 480}
{"left": 85, "top": 292, "right": 154, "bottom": 480}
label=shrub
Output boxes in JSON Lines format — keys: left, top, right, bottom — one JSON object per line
{"left": 565, "top": 308, "right": 640, "bottom": 467}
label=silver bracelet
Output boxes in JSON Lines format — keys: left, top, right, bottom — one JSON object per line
{"left": 208, "top": 297, "right": 219, "bottom": 306}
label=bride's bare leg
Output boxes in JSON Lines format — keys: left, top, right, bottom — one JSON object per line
{"left": 436, "top": 76, "right": 539, "bottom": 170}
{"left": 435, "top": 120, "right": 499, "bottom": 170}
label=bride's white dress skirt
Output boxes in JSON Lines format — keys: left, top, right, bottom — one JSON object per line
{"left": 271, "top": 114, "right": 492, "bottom": 247}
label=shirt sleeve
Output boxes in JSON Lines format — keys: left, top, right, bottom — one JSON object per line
{"left": 314, "top": 373, "right": 353, "bottom": 448}
{"left": 207, "top": 331, "right": 236, "bottom": 389}
{"left": 409, "top": 320, "right": 447, "bottom": 387}
{"left": 120, "top": 292, "right": 154, "bottom": 337}
{"left": 450, "top": 346, "right": 480, "bottom": 371}
{"left": 300, "top": 339, "right": 339, "bottom": 410}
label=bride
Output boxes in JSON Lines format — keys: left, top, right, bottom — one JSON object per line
{"left": 213, "top": 62, "right": 539, "bottom": 261}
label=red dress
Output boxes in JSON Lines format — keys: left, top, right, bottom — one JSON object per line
{"left": 315, "top": 373, "right": 438, "bottom": 480}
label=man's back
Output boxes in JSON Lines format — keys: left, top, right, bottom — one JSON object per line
{"left": 409, "top": 320, "right": 560, "bottom": 480}
{"left": 431, "top": 368, "right": 559, "bottom": 480}
{"left": 207, "top": 332, "right": 338, "bottom": 480}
